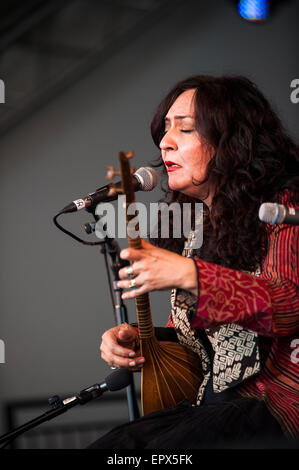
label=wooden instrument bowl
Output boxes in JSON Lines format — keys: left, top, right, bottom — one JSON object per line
{"left": 141, "top": 337, "right": 203, "bottom": 416}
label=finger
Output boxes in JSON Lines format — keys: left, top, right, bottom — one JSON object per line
{"left": 101, "top": 339, "right": 136, "bottom": 357}
{"left": 118, "top": 262, "right": 140, "bottom": 280}
{"left": 116, "top": 323, "right": 135, "bottom": 338}
{"left": 121, "top": 284, "right": 148, "bottom": 300}
{"left": 100, "top": 339, "right": 141, "bottom": 359}
{"left": 118, "top": 327, "right": 136, "bottom": 342}
{"left": 120, "top": 248, "right": 143, "bottom": 262}
{"left": 117, "top": 324, "right": 138, "bottom": 344}
{"left": 127, "top": 357, "right": 145, "bottom": 369}
{"left": 102, "top": 351, "right": 145, "bottom": 369}
{"left": 117, "top": 278, "right": 138, "bottom": 290}
{"left": 118, "top": 266, "right": 131, "bottom": 280}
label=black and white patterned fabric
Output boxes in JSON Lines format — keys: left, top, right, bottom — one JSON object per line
{"left": 170, "top": 231, "right": 261, "bottom": 404}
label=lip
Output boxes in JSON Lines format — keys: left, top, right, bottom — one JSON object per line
{"left": 164, "top": 160, "right": 182, "bottom": 172}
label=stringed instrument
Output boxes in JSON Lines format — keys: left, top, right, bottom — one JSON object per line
{"left": 107, "top": 151, "right": 203, "bottom": 416}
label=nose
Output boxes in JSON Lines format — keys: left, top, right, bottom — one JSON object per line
{"left": 159, "top": 128, "right": 178, "bottom": 151}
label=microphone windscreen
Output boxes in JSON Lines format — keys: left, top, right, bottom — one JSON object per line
{"left": 259, "top": 203, "right": 278, "bottom": 224}
{"left": 134, "top": 167, "right": 158, "bottom": 191}
{"left": 259, "top": 202, "right": 278, "bottom": 224}
{"left": 105, "top": 368, "right": 131, "bottom": 391}
{"left": 259, "top": 203, "right": 286, "bottom": 224}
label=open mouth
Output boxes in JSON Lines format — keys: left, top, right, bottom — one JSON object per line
{"left": 165, "top": 161, "right": 182, "bottom": 171}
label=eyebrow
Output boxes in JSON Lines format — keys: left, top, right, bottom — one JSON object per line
{"left": 164, "top": 115, "right": 194, "bottom": 122}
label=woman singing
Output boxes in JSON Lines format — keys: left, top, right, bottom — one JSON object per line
{"left": 91, "top": 75, "right": 299, "bottom": 448}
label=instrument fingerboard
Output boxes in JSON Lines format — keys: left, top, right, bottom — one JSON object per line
{"left": 119, "top": 152, "right": 154, "bottom": 339}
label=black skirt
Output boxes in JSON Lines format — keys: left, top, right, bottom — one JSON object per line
{"left": 87, "top": 396, "right": 290, "bottom": 449}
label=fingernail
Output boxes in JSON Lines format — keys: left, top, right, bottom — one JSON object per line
{"left": 121, "top": 250, "right": 128, "bottom": 259}
{"left": 129, "top": 361, "right": 136, "bottom": 367}
{"left": 129, "top": 352, "right": 135, "bottom": 358}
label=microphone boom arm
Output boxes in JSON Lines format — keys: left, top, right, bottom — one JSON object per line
{"left": 0, "top": 369, "right": 131, "bottom": 448}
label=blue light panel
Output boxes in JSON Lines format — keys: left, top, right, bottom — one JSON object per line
{"left": 238, "top": 0, "right": 269, "bottom": 21}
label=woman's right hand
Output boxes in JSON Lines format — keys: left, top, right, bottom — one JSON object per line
{"left": 100, "top": 323, "right": 145, "bottom": 370}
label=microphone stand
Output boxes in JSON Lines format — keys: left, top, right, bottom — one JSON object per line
{"left": 85, "top": 212, "right": 140, "bottom": 421}
{"left": 0, "top": 381, "right": 117, "bottom": 448}
{"left": 52, "top": 210, "right": 140, "bottom": 422}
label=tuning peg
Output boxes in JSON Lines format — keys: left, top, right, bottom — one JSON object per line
{"left": 107, "top": 183, "right": 124, "bottom": 197}
{"left": 124, "top": 151, "right": 134, "bottom": 159}
{"left": 106, "top": 166, "right": 120, "bottom": 179}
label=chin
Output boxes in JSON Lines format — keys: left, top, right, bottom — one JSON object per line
{"left": 168, "top": 178, "right": 188, "bottom": 192}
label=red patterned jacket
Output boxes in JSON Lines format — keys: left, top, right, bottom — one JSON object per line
{"left": 166, "top": 192, "right": 299, "bottom": 439}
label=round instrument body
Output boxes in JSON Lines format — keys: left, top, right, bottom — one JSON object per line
{"left": 141, "top": 337, "right": 202, "bottom": 416}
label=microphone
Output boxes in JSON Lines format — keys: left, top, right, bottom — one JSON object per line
{"left": 259, "top": 203, "right": 299, "bottom": 226}
{"left": 62, "top": 368, "right": 132, "bottom": 406}
{"left": 0, "top": 368, "right": 132, "bottom": 447}
{"left": 98, "top": 368, "right": 131, "bottom": 392}
{"left": 60, "top": 167, "right": 158, "bottom": 214}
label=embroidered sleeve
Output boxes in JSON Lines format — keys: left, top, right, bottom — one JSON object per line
{"left": 191, "top": 223, "right": 299, "bottom": 337}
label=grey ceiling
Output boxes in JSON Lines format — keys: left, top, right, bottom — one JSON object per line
{"left": 0, "top": 0, "right": 180, "bottom": 136}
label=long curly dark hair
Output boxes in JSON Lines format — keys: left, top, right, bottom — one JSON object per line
{"left": 149, "top": 75, "right": 299, "bottom": 272}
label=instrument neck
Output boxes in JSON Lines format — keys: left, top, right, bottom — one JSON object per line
{"left": 128, "top": 236, "right": 154, "bottom": 339}
{"left": 135, "top": 293, "right": 154, "bottom": 339}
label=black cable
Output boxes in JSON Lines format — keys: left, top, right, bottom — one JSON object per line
{"left": 100, "top": 243, "right": 117, "bottom": 325}
{"left": 53, "top": 212, "right": 104, "bottom": 246}
{"left": 53, "top": 211, "right": 117, "bottom": 321}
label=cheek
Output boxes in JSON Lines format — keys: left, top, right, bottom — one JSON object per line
{"left": 183, "top": 147, "right": 205, "bottom": 174}
{"left": 187, "top": 143, "right": 212, "bottom": 176}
